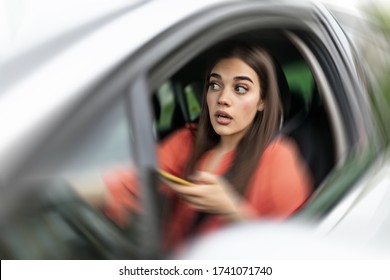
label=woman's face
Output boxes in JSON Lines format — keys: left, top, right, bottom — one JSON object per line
{"left": 207, "top": 57, "right": 264, "bottom": 142}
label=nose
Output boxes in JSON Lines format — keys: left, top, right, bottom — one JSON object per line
{"left": 217, "top": 88, "right": 231, "bottom": 106}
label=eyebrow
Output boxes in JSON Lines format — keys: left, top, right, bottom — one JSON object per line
{"left": 209, "top": 73, "right": 221, "bottom": 80}
{"left": 209, "top": 72, "right": 254, "bottom": 84}
{"left": 234, "top": 76, "right": 254, "bottom": 84}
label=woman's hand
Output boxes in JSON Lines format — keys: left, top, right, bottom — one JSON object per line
{"left": 161, "top": 171, "right": 244, "bottom": 221}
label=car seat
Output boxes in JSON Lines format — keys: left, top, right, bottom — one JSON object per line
{"left": 285, "top": 86, "right": 335, "bottom": 188}
{"left": 274, "top": 61, "right": 334, "bottom": 189}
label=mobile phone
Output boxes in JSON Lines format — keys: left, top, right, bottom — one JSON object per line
{"left": 157, "top": 169, "right": 194, "bottom": 186}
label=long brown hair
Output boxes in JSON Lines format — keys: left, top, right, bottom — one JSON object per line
{"left": 185, "top": 42, "right": 282, "bottom": 195}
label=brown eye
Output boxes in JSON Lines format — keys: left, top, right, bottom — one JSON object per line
{"left": 209, "top": 82, "right": 222, "bottom": 91}
{"left": 235, "top": 85, "right": 248, "bottom": 94}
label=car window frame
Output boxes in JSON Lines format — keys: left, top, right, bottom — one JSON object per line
{"left": 139, "top": 1, "right": 382, "bottom": 222}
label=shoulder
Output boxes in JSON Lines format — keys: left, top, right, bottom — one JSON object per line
{"left": 257, "top": 134, "right": 310, "bottom": 178}
{"left": 158, "top": 126, "right": 196, "bottom": 152}
{"left": 157, "top": 125, "right": 196, "bottom": 166}
{"left": 262, "top": 135, "right": 301, "bottom": 163}
{"left": 161, "top": 125, "right": 196, "bottom": 144}
{"left": 258, "top": 134, "right": 313, "bottom": 189}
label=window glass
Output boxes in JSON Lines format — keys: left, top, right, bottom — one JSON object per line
{"left": 156, "top": 81, "right": 175, "bottom": 131}
{"left": 50, "top": 98, "right": 133, "bottom": 177}
{"left": 184, "top": 83, "right": 202, "bottom": 122}
{"left": 153, "top": 80, "right": 188, "bottom": 140}
{"left": 1, "top": 97, "right": 139, "bottom": 259}
{"left": 283, "top": 61, "right": 314, "bottom": 102}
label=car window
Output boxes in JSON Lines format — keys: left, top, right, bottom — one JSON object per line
{"left": 283, "top": 61, "right": 314, "bottom": 102}
{"left": 0, "top": 97, "right": 143, "bottom": 259}
{"left": 64, "top": 101, "right": 132, "bottom": 176}
{"left": 155, "top": 81, "right": 176, "bottom": 132}
{"left": 29, "top": 97, "right": 134, "bottom": 177}
{"left": 184, "top": 83, "right": 202, "bottom": 122}
{"left": 153, "top": 80, "right": 188, "bottom": 140}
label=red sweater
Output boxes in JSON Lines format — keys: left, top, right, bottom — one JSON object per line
{"left": 104, "top": 127, "right": 312, "bottom": 251}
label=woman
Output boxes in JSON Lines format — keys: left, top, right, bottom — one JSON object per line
{"left": 100, "top": 42, "right": 312, "bottom": 252}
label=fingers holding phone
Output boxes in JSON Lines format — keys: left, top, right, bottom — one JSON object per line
{"left": 157, "top": 170, "right": 241, "bottom": 218}
{"left": 157, "top": 169, "right": 194, "bottom": 186}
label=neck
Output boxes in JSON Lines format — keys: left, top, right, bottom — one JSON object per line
{"left": 218, "top": 134, "right": 243, "bottom": 152}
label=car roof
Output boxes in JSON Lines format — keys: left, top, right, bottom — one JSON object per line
{"left": 1, "top": 1, "right": 145, "bottom": 61}
{"left": 0, "top": 0, "right": 229, "bottom": 89}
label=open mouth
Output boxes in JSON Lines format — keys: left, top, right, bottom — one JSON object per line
{"left": 215, "top": 110, "right": 233, "bottom": 124}
{"left": 215, "top": 110, "right": 232, "bottom": 119}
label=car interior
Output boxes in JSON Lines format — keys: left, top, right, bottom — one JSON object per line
{"left": 152, "top": 30, "right": 335, "bottom": 190}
